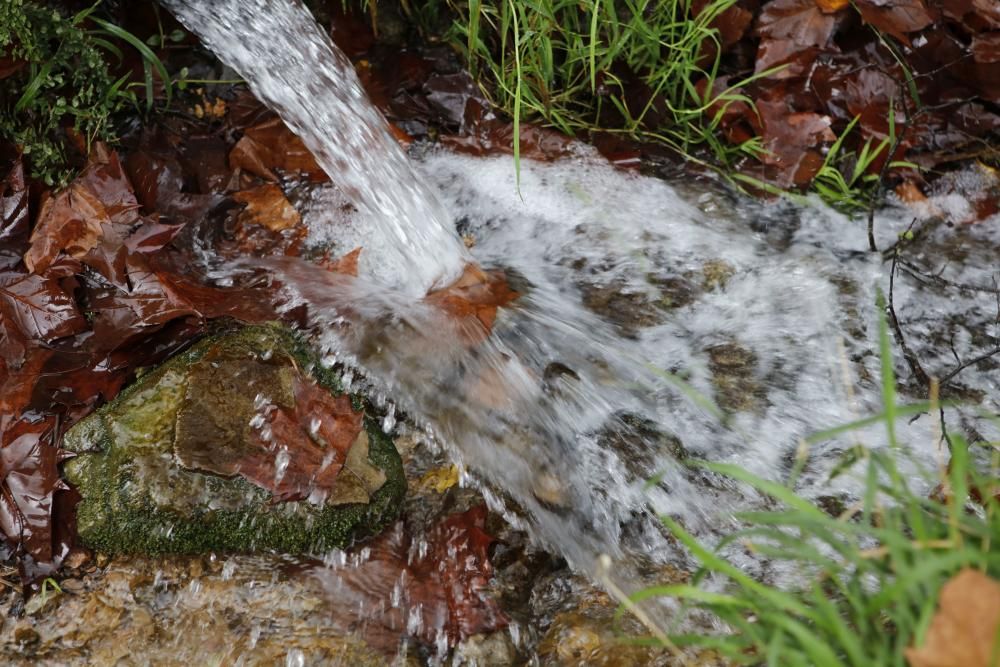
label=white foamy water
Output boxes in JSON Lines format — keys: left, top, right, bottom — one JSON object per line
{"left": 160, "top": 0, "right": 467, "bottom": 294}
{"left": 289, "top": 152, "right": 1000, "bottom": 583}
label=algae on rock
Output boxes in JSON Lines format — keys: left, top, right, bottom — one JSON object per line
{"left": 62, "top": 325, "right": 406, "bottom": 555}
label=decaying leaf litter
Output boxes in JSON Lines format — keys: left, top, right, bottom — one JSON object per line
{"left": 1, "top": 0, "right": 999, "bottom": 662}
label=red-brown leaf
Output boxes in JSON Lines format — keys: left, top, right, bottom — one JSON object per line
{"left": 972, "top": 32, "right": 1000, "bottom": 64}
{"left": 229, "top": 118, "right": 328, "bottom": 182}
{"left": 756, "top": 0, "right": 840, "bottom": 46}
{"left": 233, "top": 184, "right": 301, "bottom": 232}
{"left": 319, "top": 247, "right": 362, "bottom": 277}
{"left": 0, "top": 53, "right": 25, "bottom": 80}
{"left": 25, "top": 146, "right": 141, "bottom": 281}
{"left": 854, "top": 0, "right": 935, "bottom": 45}
{"left": 1, "top": 158, "right": 30, "bottom": 269}
{"left": 317, "top": 506, "right": 508, "bottom": 652}
{"left": 0, "top": 269, "right": 87, "bottom": 360}
{"left": 756, "top": 99, "right": 837, "bottom": 186}
{"left": 239, "top": 376, "right": 363, "bottom": 502}
{"left": 425, "top": 264, "right": 520, "bottom": 344}
{"left": 0, "top": 416, "right": 67, "bottom": 562}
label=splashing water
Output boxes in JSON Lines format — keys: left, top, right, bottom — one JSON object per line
{"left": 159, "top": 0, "right": 467, "bottom": 294}
{"left": 281, "top": 153, "right": 1000, "bottom": 581}
{"left": 165, "top": 0, "right": 1000, "bottom": 636}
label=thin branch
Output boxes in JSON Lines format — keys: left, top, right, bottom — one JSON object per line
{"left": 887, "top": 242, "right": 930, "bottom": 387}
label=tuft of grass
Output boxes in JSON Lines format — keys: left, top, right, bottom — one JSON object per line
{"left": 0, "top": 0, "right": 172, "bottom": 185}
{"left": 441, "top": 0, "right": 767, "bottom": 172}
{"left": 622, "top": 299, "right": 1000, "bottom": 665}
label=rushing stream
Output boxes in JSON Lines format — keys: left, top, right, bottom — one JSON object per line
{"left": 34, "top": 0, "right": 996, "bottom": 661}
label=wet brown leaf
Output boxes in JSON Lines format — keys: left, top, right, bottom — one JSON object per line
{"left": 1, "top": 159, "right": 30, "bottom": 270}
{"left": 317, "top": 505, "right": 508, "bottom": 652}
{"left": 0, "top": 416, "right": 68, "bottom": 563}
{"left": 425, "top": 264, "right": 520, "bottom": 343}
{"left": 756, "top": 0, "right": 840, "bottom": 46}
{"left": 905, "top": 568, "right": 1000, "bottom": 667}
{"left": 25, "top": 146, "right": 140, "bottom": 283}
{"left": 0, "top": 53, "right": 25, "bottom": 80}
{"left": 178, "top": 366, "right": 365, "bottom": 503}
{"left": 694, "top": 0, "right": 754, "bottom": 59}
{"left": 971, "top": 32, "right": 1000, "bottom": 64}
{"left": 0, "top": 266, "right": 87, "bottom": 367}
{"left": 817, "top": 0, "right": 850, "bottom": 12}
{"left": 319, "top": 247, "right": 362, "bottom": 277}
{"left": 233, "top": 184, "right": 301, "bottom": 232}
{"left": 754, "top": 0, "right": 841, "bottom": 76}
{"left": 757, "top": 99, "right": 837, "bottom": 186}
{"left": 440, "top": 104, "right": 579, "bottom": 162}
{"left": 855, "top": 0, "right": 935, "bottom": 45}
{"left": 229, "top": 118, "right": 327, "bottom": 182}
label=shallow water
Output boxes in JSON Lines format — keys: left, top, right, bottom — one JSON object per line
{"left": 290, "top": 152, "right": 1000, "bottom": 592}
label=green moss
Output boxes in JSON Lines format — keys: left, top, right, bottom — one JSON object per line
{"left": 63, "top": 324, "right": 406, "bottom": 555}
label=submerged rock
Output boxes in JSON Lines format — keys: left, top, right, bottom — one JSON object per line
{"left": 62, "top": 325, "right": 406, "bottom": 555}
{"left": 706, "top": 341, "right": 767, "bottom": 414}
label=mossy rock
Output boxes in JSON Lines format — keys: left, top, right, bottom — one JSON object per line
{"left": 62, "top": 324, "right": 406, "bottom": 555}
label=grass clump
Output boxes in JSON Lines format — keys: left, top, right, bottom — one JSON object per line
{"left": 0, "top": 0, "right": 169, "bottom": 185}
{"left": 627, "top": 301, "right": 1000, "bottom": 664}
{"left": 441, "top": 0, "right": 764, "bottom": 168}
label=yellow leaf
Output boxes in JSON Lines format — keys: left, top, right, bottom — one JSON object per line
{"left": 906, "top": 568, "right": 1000, "bottom": 667}
{"left": 417, "top": 465, "right": 460, "bottom": 494}
{"left": 816, "top": 0, "right": 849, "bottom": 12}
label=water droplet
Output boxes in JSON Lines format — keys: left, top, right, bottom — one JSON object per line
{"left": 273, "top": 447, "right": 290, "bottom": 484}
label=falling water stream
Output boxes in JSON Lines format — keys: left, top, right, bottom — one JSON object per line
{"left": 83, "top": 0, "right": 1000, "bottom": 660}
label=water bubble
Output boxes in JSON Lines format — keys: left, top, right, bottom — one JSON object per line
{"left": 273, "top": 447, "right": 290, "bottom": 485}
{"left": 381, "top": 404, "right": 396, "bottom": 433}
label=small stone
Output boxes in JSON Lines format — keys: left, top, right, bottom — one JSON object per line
{"left": 59, "top": 579, "right": 85, "bottom": 594}
{"left": 64, "top": 547, "right": 91, "bottom": 571}
{"left": 578, "top": 279, "right": 663, "bottom": 336}
{"left": 700, "top": 259, "right": 736, "bottom": 291}
{"left": 532, "top": 472, "right": 568, "bottom": 509}
{"left": 706, "top": 341, "right": 767, "bottom": 413}
{"left": 13, "top": 626, "right": 39, "bottom": 646}
{"left": 451, "top": 632, "right": 518, "bottom": 666}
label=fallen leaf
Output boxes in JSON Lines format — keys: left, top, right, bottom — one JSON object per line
{"left": 417, "top": 465, "right": 460, "bottom": 494}
{"left": 756, "top": 100, "right": 837, "bottom": 186}
{"left": 971, "top": 32, "right": 1000, "bottom": 64}
{"left": 896, "top": 180, "right": 927, "bottom": 203}
{"left": 319, "top": 247, "right": 362, "bottom": 277}
{"left": 817, "top": 0, "right": 849, "bottom": 12}
{"left": 25, "top": 146, "right": 140, "bottom": 283}
{"left": 233, "top": 184, "right": 301, "bottom": 232}
{"left": 425, "top": 264, "right": 520, "bottom": 343}
{"left": 0, "top": 416, "right": 69, "bottom": 563}
{"left": 756, "top": 0, "right": 840, "bottom": 47}
{"left": 905, "top": 568, "right": 1000, "bottom": 667}
{"left": 440, "top": 104, "right": 579, "bottom": 162}
{"left": 854, "top": 0, "right": 935, "bottom": 45}
{"left": 229, "top": 118, "right": 327, "bottom": 182}
{"left": 0, "top": 267, "right": 87, "bottom": 366}
{"left": 754, "top": 0, "right": 841, "bottom": 75}
{"left": 0, "top": 53, "right": 25, "bottom": 80}
{"left": 315, "top": 505, "right": 508, "bottom": 652}
{"left": 0, "top": 158, "right": 30, "bottom": 270}
{"left": 174, "top": 356, "right": 365, "bottom": 504}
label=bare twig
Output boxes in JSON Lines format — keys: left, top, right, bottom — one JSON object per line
{"left": 887, "top": 235, "right": 931, "bottom": 388}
